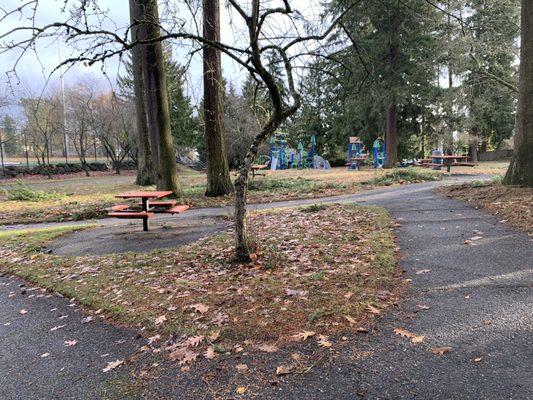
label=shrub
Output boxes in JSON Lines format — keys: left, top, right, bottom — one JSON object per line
{"left": 6, "top": 181, "right": 65, "bottom": 202}
{"left": 364, "top": 168, "right": 442, "bottom": 186}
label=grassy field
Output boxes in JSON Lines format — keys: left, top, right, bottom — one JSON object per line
{"left": 0, "top": 161, "right": 509, "bottom": 225}
{"left": 0, "top": 204, "right": 400, "bottom": 362}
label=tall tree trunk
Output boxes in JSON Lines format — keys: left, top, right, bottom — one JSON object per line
{"left": 129, "top": 0, "right": 154, "bottom": 186}
{"left": 137, "top": 0, "right": 182, "bottom": 196}
{"left": 503, "top": 0, "right": 533, "bottom": 187}
{"left": 384, "top": 18, "right": 400, "bottom": 168}
{"left": 203, "top": 0, "right": 233, "bottom": 196}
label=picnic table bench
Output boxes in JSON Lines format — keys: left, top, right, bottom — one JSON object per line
{"left": 416, "top": 155, "right": 477, "bottom": 173}
{"left": 251, "top": 164, "right": 268, "bottom": 177}
{"left": 108, "top": 191, "right": 189, "bottom": 231}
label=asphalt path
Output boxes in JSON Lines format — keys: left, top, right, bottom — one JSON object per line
{"left": 1, "top": 175, "right": 531, "bottom": 399}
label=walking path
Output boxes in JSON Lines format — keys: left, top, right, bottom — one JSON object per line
{"left": 1, "top": 175, "right": 531, "bottom": 399}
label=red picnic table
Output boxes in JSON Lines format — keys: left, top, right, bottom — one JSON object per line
{"left": 417, "top": 155, "right": 477, "bottom": 173}
{"left": 109, "top": 191, "right": 189, "bottom": 231}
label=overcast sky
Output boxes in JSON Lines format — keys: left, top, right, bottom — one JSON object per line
{"left": 0, "top": 0, "right": 323, "bottom": 110}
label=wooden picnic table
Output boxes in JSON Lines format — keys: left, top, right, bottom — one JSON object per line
{"left": 114, "top": 191, "right": 172, "bottom": 231}
{"left": 418, "top": 154, "right": 476, "bottom": 173}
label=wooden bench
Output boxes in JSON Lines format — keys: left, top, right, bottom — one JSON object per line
{"left": 108, "top": 211, "right": 154, "bottom": 231}
{"left": 139, "top": 200, "right": 177, "bottom": 208}
{"left": 251, "top": 164, "right": 268, "bottom": 177}
{"left": 167, "top": 205, "right": 190, "bottom": 214}
{"left": 109, "top": 204, "right": 130, "bottom": 211}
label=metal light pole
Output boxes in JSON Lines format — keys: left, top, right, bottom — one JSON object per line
{"left": 58, "top": 39, "right": 69, "bottom": 163}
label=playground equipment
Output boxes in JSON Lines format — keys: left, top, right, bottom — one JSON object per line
{"left": 269, "top": 133, "right": 323, "bottom": 170}
{"left": 372, "top": 137, "right": 386, "bottom": 169}
{"left": 347, "top": 137, "right": 367, "bottom": 170}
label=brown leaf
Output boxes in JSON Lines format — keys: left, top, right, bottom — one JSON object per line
{"left": 431, "top": 346, "right": 452, "bottom": 355}
{"left": 393, "top": 328, "right": 425, "bottom": 344}
{"left": 154, "top": 315, "right": 167, "bottom": 325}
{"left": 292, "top": 330, "right": 316, "bottom": 341}
{"left": 236, "top": 364, "right": 248, "bottom": 372}
{"left": 257, "top": 343, "right": 278, "bottom": 353}
{"left": 276, "top": 365, "right": 294, "bottom": 375}
{"left": 236, "top": 386, "right": 247, "bottom": 394}
{"left": 204, "top": 347, "right": 216, "bottom": 359}
{"left": 317, "top": 335, "right": 333, "bottom": 348}
{"left": 415, "top": 269, "right": 431, "bottom": 275}
{"left": 169, "top": 348, "right": 199, "bottom": 364}
{"left": 183, "top": 335, "right": 204, "bottom": 347}
{"left": 367, "top": 305, "right": 381, "bottom": 315}
{"left": 344, "top": 315, "right": 357, "bottom": 325}
{"left": 190, "top": 303, "right": 209, "bottom": 314}
{"left": 103, "top": 359, "right": 123, "bottom": 372}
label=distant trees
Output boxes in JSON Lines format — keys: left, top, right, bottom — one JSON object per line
{"left": 20, "top": 95, "right": 62, "bottom": 165}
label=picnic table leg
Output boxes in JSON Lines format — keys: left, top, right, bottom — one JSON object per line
{"left": 142, "top": 198, "right": 149, "bottom": 231}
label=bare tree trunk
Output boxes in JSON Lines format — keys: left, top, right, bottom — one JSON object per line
{"left": 203, "top": 0, "right": 233, "bottom": 197}
{"left": 384, "top": 18, "right": 400, "bottom": 168}
{"left": 504, "top": 0, "right": 533, "bottom": 187}
{"left": 137, "top": 0, "right": 182, "bottom": 196}
{"left": 129, "top": 0, "right": 154, "bottom": 186}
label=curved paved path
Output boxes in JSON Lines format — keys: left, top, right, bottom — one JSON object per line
{"left": 1, "top": 175, "right": 532, "bottom": 399}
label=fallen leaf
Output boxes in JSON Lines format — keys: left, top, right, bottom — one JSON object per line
{"left": 393, "top": 328, "right": 425, "bottom": 344}
{"left": 81, "top": 316, "right": 93, "bottom": 323}
{"left": 19, "top": 309, "right": 27, "bottom": 315}
{"left": 103, "top": 359, "right": 124, "bottom": 372}
{"left": 367, "top": 305, "right": 381, "bottom": 315}
{"left": 148, "top": 334, "right": 161, "bottom": 344}
{"left": 40, "top": 353, "right": 50, "bottom": 358}
{"left": 64, "top": 340, "right": 77, "bottom": 347}
{"left": 474, "top": 357, "right": 482, "bottom": 362}
{"left": 258, "top": 343, "right": 278, "bottom": 353}
{"left": 344, "top": 315, "right": 357, "bottom": 325}
{"left": 208, "top": 330, "right": 220, "bottom": 342}
{"left": 356, "top": 327, "right": 369, "bottom": 333}
{"left": 154, "top": 315, "right": 167, "bottom": 325}
{"left": 204, "top": 347, "right": 216, "bottom": 359}
{"left": 236, "top": 364, "right": 248, "bottom": 372}
{"left": 184, "top": 335, "right": 204, "bottom": 347}
{"left": 276, "top": 365, "right": 294, "bottom": 375}
{"left": 50, "top": 325, "right": 65, "bottom": 331}
{"left": 169, "top": 348, "right": 198, "bottom": 364}
{"left": 292, "top": 330, "right": 316, "bottom": 341}
{"left": 344, "top": 292, "right": 354, "bottom": 299}
{"left": 416, "top": 269, "right": 431, "bottom": 275}
{"left": 236, "top": 387, "right": 247, "bottom": 394}
{"left": 190, "top": 303, "right": 209, "bottom": 314}
{"left": 317, "top": 335, "right": 333, "bottom": 348}
{"left": 431, "top": 346, "right": 452, "bottom": 355}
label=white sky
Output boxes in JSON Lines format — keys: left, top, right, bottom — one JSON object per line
{"left": 0, "top": 0, "right": 324, "bottom": 110}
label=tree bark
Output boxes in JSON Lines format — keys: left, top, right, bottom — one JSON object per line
{"left": 503, "top": 0, "right": 533, "bottom": 187}
{"left": 384, "top": 17, "right": 400, "bottom": 168}
{"left": 129, "top": 0, "right": 154, "bottom": 186}
{"left": 137, "top": 0, "right": 182, "bottom": 196}
{"left": 203, "top": 0, "right": 233, "bottom": 197}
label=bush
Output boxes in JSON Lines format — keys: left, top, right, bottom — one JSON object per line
{"left": 5, "top": 181, "right": 65, "bottom": 202}
{"left": 364, "top": 168, "right": 442, "bottom": 186}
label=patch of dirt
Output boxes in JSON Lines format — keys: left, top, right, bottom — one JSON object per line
{"left": 437, "top": 182, "right": 533, "bottom": 234}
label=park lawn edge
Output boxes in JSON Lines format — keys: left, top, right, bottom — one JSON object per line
{"left": 436, "top": 180, "right": 533, "bottom": 235}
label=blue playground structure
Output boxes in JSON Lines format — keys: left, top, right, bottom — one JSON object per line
{"left": 269, "top": 133, "right": 318, "bottom": 170}
{"left": 347, "top": 136, "right": 386, "bottom": 170}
